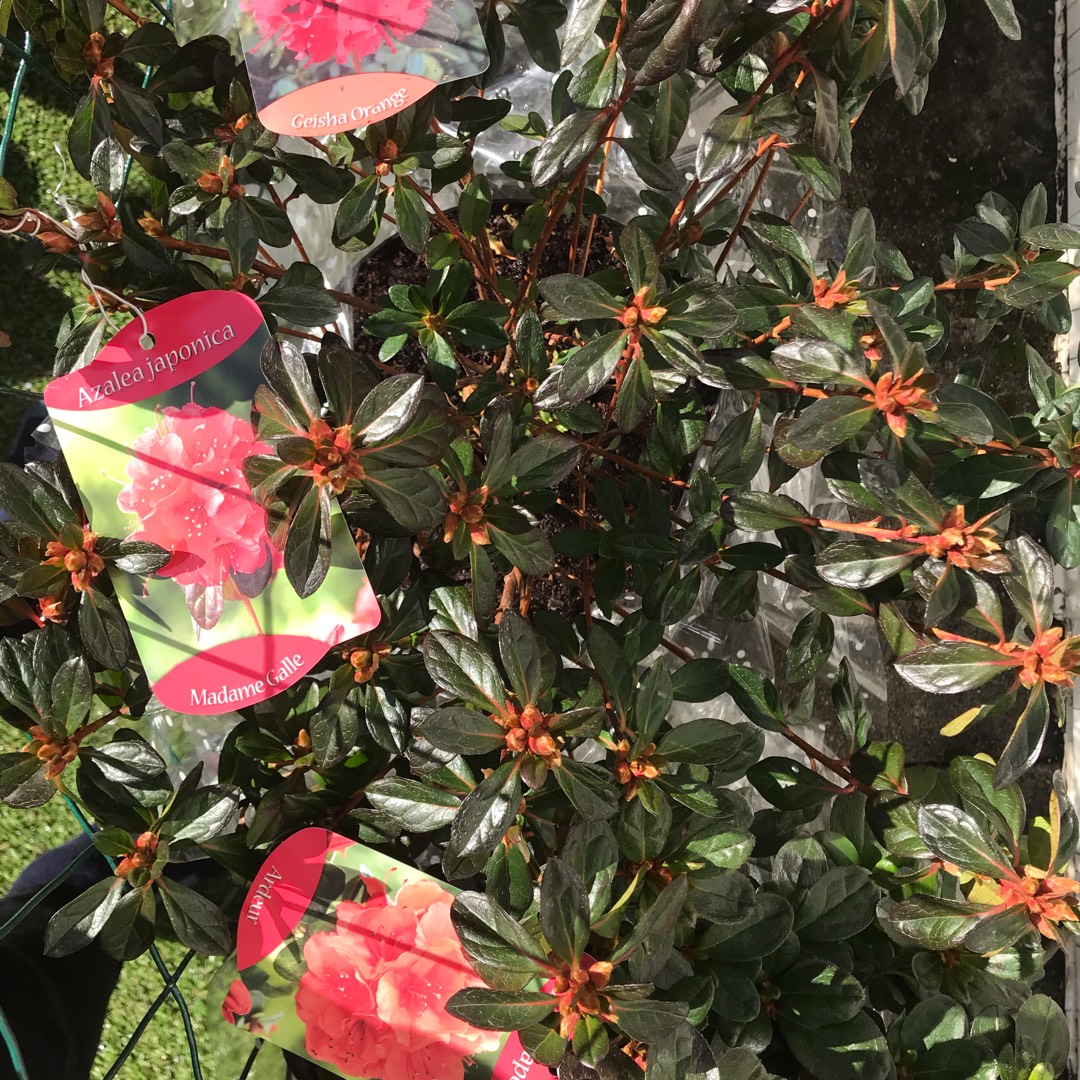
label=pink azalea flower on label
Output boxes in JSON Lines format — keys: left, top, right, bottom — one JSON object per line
{"left": 118, "top": 403, "right": 280, "bottom": 588}
{"left": 242, "top": 0, "right": 432, "bottom": 68}
{"left": 221, "top": 979, "right": 252, "bottom": 1024}
{"left": 296, "top": 877, "right": 501, "bottom": 1080}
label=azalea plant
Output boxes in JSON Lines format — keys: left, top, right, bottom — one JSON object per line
{"left": 1, "top": 0, "right": 1079, "bottom": 1078}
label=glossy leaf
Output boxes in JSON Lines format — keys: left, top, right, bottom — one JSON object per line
{"left": 917, "top": 803, "right": 1019, "bottom": 879}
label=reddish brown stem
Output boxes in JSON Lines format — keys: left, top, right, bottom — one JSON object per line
{"left": 106, "top": 0, "right": 143, "bottom": 23}
{"left": 267, "top": 183, "right": 311, "bottom": 263}
{"left": 715, "top": 145, "right": 777, "bottom": 273}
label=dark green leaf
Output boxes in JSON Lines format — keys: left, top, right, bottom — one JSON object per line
{"left": 365, "top": 777, "right": 460, "bottom": 832}
{"left": 670, "top": 658, "right": 729, "bottom": 702}
{"left": 555, "top": 758, "right": 619, "bottom": 820}
{"left": 100, "top": 886, "right": 156, "bottom": 961}
{"left": 540, "top": 858, "right": 590, "bottom": 963}
{"left": 698, "top": 892, "right": 793, "bottom": 961}
{"left": 445, "top": 988, "right": 557, "bottom": 1030}
{"left": 657, "top": 718, "right": 743, "bottom": 765}
{"left": 795, "top": 866, "right": 878, "bottom": 940}
{"left": 788, "top": 396, "right": 876, "bottom": 452}
{"left": 786, "top": 610, "right": 834, "bottom": 683}
{"left": 160, "top": 784, "right": 240, "bottom": 843}
{"left": 418, "top": 706, "right": 508, "bottom": 755}
{"left": 532, "top": 110, "right": 607, "bottom": 188}
{"left": 781, "top": 1014, "right": 891, "bottom": 1080}
{"left": 283, "top": 483, "right": 331, "bottom": 598}
{"left": 540, "top": 275, "right": 624, "bottom": 320}
{"left": 259, "top": 265, "right": 342, "bottom": 327}
{"left": 45, "top": 877, "right": 125, "bottom": 956}
{"left": 68, "top": 85, "right": 111, "bottom": 179}
{"left": 459, "top": 175, "right": 493, "bottom": 239}
{"left": 996, "top": 687, "right": 1050, "bottom": 788}
{"left": 447, "top": 760, "right": 522, "bottom": 871}
{"left": 393, "top": 181, "right": 430, "bottom": 253}
{"left": 561, "top": 0, "right": 607, "bottom": 64}
{"left": 723, "top": 491, "right": 808, "bottom": 532}
{"left": 157, "top": 877, "right": 231, "bottom": 954}
{"left": 772, "top": 339, "right": 867, "bottom": 384}
{"left": 1016, "top": 995, "right": 1069, "bottom": 1075}
{"left": 451, "top": 892, "right": 549, "bottom": 990}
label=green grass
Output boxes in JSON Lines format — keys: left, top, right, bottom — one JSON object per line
{"left": 0, "top": 782, "right": 287, "bottom": 1080}
{"left": 0, "top": 55, "right": 89, "bottom": 449}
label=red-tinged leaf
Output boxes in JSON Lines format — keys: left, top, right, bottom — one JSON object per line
{"left": 242, "top": 454, "right": 300, "bottom": 505}
{"left": 962, "top": 905, "right": 1033, "bottom": 954}
{"left": 894, "top": 641, "right": 1018, "bottom": 695}
{"left": 889, "top": 894, "right": 991, "bottom": 949}
{"left": 816, "top": 538, "right": 918, "bottom": 589}
{"left": 423, "top": 631, "right": 508, "bottom": 715}
{"left": 539, "top": 275, "right": 624, "bottom": 321}
{"left": 998, "top": 260, "right": 1080, "bottom": 308}
{"left": 1003, "top": 535, "right": 1054, "bottom": 635}
{"left": 555, "top": 329, "right": 630, "bottom": 405}
{"left": 917, "top": 803, "right": 1021, "bottom": 880}
{"left": 858, "top": 459, "right": 944, "bottom": 530}
{"left": 251, "top": 385, "right": 308, "bottom": 445}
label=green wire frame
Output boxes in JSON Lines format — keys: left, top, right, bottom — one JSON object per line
{"left": 0, "top": 8, "right": 263, "bottom": 1078}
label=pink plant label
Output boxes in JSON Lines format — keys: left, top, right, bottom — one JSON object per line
{"left": 224, "top": 828, "right": 555, "bottom": 1080}
{"left": 238, "top": 0, "right": 489, "bottom": 136}
{"left": 44, "top": 292, "right": 380, "bottom": 713}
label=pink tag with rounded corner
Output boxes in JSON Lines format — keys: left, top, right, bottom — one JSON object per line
{"left": 45, "top": 292, "right": 380, "bottom": 713}
{"left": 237, "top": 0, "right": 490, "bottom": 137}
{"left": 225, "top": 828, "right": 556, "bottom": 1080}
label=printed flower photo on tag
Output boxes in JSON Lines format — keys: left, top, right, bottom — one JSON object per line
{"left": 44, "top": 292, "right": 380, "bottom": 713}
{"left": 223, "top": 829, "right": 555, "bottom": 1080}
{"left": 237, "top": 0, "right": 489, "bottom": 136}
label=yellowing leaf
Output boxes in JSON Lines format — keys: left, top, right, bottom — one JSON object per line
{"left": 941, "top": 707, "right": 980, "bottom": 737}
